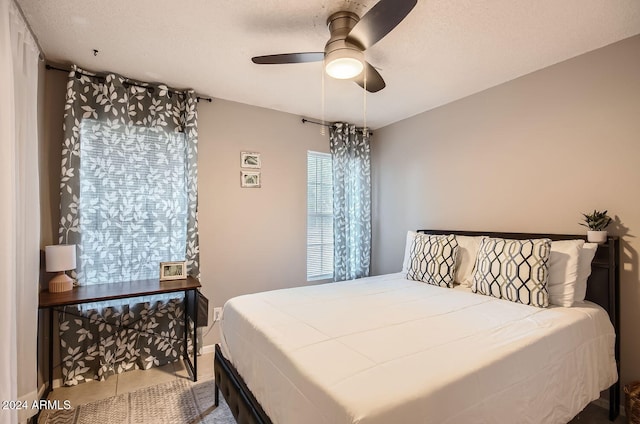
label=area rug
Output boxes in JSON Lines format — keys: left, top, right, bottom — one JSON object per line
{"left": 40, "top": 379, "right": 235, "bottom": 424}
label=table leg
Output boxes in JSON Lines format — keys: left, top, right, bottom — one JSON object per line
{"left": 183, "top": 289, "right": 198, "bottom": 382}
{"left": 183, "top": 290, "right": 188, "bottom": 363}
{"left": 48, "top": 308, "right": 53, "bottom": 394}
{"left": 193, "top": 289, "right": 198, "bottom": 382}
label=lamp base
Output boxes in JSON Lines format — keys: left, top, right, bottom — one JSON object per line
{"left": 49, "top": 272, "right": 74, "bottom": 293}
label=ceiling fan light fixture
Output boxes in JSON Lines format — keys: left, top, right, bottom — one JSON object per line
{"left": 325, "top": 48, "right": 364, "bottom": 79}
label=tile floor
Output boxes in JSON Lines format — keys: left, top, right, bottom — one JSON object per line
{"left": 46, "top": 351, "right": 215, "bottom": 408}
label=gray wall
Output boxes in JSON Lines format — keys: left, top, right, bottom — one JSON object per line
{"left": 371, "top": 35, "right": 640, "bottom": 391}
{"left": 197, "top": 98, "right": 329, "bottom": 346}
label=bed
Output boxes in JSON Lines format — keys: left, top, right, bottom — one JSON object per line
{"left": 214, "top": 230, "right": 620, "bottom": 424}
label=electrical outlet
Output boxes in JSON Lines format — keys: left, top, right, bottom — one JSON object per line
{"left": 213, "top": 307, "right": 222, "bottom": 322}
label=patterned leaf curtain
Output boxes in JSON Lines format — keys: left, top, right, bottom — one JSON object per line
{"left": 59, "top": 65, "right": 199, "bottom": 281}
{"left": 330, "top": 122, "right": 372, "bottom": 281}
{"left": 57, "top": 65, "right": 200, "bottom": 385}
{"left": 58, "top": 298, "right": 188, "bottom": 385}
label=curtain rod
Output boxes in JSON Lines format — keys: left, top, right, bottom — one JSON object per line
{"left": 45, "top": 64, "right": 212, "bottom": 103}
{"left": 301, "top": 118, "right": 331, "bottom": 128}
{"left": 301, "top": 118, "right": 373, "bottom": 134}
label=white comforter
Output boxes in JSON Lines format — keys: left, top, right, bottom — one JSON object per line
{"left": 220, "top": 273, "right": 617, "bottom": 424}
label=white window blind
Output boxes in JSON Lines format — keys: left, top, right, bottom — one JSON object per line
{"left": 307, "top": 151, "right": 334, "bottom": 280}
{"left": 78, "top": 119, "right": 188, "bottom": 288}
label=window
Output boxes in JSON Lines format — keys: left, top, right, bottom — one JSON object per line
{"left": 77, "top": 119, "right": 188, "bottom": 285}
{"left": 307, "top": 151, "right": 334, "bottom": 280}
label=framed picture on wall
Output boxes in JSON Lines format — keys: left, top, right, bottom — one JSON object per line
{"left": 241, "top": 152, "right": 261, "bottom": 169}
{"left": 241, "top": 171, "right": 261, "bottom": 188}
{"left": 159, "top": 261, "right": 186, "bottom": 281}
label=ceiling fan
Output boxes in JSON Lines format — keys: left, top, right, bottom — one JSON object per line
{"left": 251, "top": 0, "right": 417, "bottom": 93}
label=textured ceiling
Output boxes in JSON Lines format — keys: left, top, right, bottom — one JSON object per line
{"left": 17, "top": 0, "right": 640, "bottom": 129}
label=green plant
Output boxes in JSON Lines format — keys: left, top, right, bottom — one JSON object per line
{"left": 580, "top": 210, "right": 612, "bottom": 231}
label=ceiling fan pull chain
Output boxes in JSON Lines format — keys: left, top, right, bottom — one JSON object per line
{"left": 321, "top": 59, "right": 326, "bottom": 136}
{"left": 363, "top": 66, "right": 367, "bottom": 135}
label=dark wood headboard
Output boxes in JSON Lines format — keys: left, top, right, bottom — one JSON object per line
{"left": 418, "top": 229, "right": 620, "bottom": 420}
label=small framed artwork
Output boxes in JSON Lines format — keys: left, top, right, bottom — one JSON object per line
{"left": 241, "top": 152, "right": 261, "bottom": 169}
{"left": 241, "top": 171, "right": 261, "bottom": 188}
{"left": 159, "top": 261, "right": 187, "bottom": 281}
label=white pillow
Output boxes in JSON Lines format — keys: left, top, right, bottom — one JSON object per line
{"left": 455, "top": 235, "right": 485, "bottom": 287}
{"left": 401, "top": 231, "right": 418, "bottom": 273}
{"left": 547, "top": 239, "right": 585, "bottom": 307}
{"left": 573, "top": 243, "right": 598, "bottom": 303}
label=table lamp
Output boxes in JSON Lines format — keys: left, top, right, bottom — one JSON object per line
{"left": 45, "top": 244, "right": 76, "bottom": 293}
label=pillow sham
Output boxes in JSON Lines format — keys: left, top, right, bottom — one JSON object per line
{"left": 406, "top": 233, "right": 459, "bottom": 288}
{"left": 573, "top": 243, "right": 599, "bottom": 303}
{"left": 455, "top": 235, "right": 485, "bottom": 287}
{"left": 401, "top": 230, "right": 418, "bottom": 273}
{"left": 547, "top": 239, "right": 585, "bottom": 307}
{"left": 472, "top": 237, "right": 552, "bottom": 307}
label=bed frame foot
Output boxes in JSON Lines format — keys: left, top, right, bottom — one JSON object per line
{"left": 609, "top": 382, "right": 620, "bottom": 421}
{"left": 214, "top": 381, "right": 219, "bottom": 407}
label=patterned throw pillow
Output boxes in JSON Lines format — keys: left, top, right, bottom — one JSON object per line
{"left": 407, "top": 234, "right": 459, "bottom": 288}
{"left": 471, "top": 238, "right": 552, "bottom": 307}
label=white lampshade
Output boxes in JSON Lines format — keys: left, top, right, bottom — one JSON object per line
{"left": 45, "top": 244, "right": 76, "bottom": 272}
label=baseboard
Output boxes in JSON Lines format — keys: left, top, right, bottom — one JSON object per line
{"left": 201, "top": 343, "right": 216, "bottom": 355}
{"left": 37, "top": 383, "right": 47, "bottom": 399}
